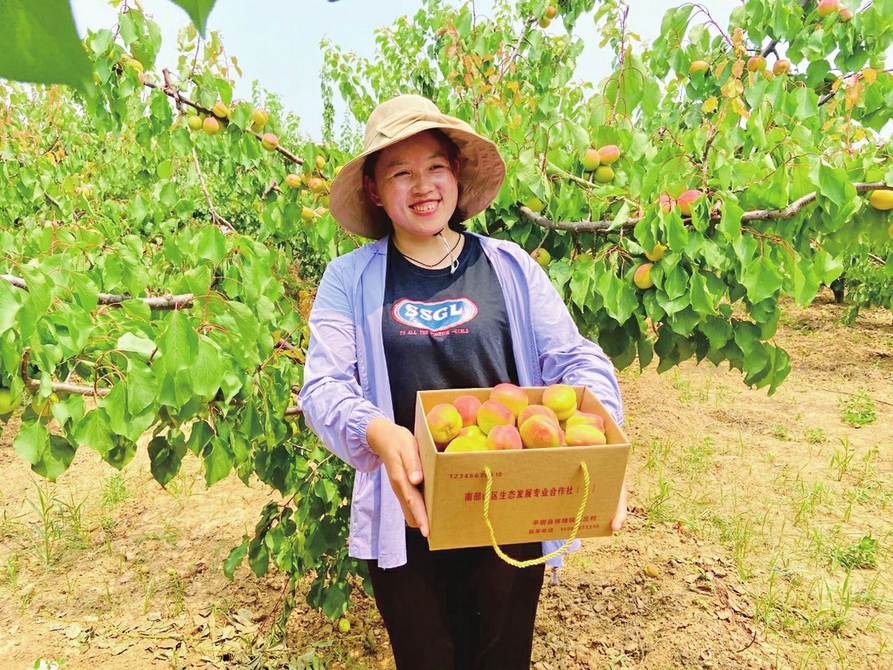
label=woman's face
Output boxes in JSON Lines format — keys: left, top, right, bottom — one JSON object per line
{"left": 363, "top": 131, "right": 460, "bottom": 243}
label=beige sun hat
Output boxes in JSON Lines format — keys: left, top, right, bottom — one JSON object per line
{"left": 329, "top": 94, "right": 507, "bottom": 240}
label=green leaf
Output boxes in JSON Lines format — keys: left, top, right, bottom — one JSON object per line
{"left": 0, "top": 0, "right": 92, "bottom": 91}
{"left": 741, "top": 256, "right": 783, "bottom": 305}
{"left": 223, "top": 540, "right": 248, "bottom": 580}
{"left": 14, "top": 421, "right": 75, "bottom": 480}
{"left": 203, "top": 437, "right": 233, "bottom": 486}
{"left": 148, "top": 435, "right": 187, "bottom": 487}
{"left": 70, "top": 409, "right": 116, "bottom": 459}
{"left": 170, "top": 0, "right": 217, "bottom": 36}
{"left": 159, "top": 310, "right": 199, "bottom": 373}
{"left": 248, "top": 537, "right": 269, "bottom": 577}
{"left": 0, "top": 279, "right": 22, "bottom": 335}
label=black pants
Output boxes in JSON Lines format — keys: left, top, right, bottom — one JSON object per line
{"left": 366, "top": 527, "right": 545, "bottom": 670}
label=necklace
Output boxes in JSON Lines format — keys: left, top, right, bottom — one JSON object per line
{"left": 395, "top": 234, "right": 462, "bottom": 271}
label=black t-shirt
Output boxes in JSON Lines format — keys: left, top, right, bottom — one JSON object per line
{"left": 383, "top": 234, "right": 519, "bottom": 431}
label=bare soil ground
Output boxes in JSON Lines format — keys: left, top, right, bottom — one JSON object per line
{"left": 1, "top": 291, "right": 891, "bottom": 670}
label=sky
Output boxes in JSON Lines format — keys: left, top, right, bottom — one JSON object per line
{"left": 69, "top": 0, "right": 741, "bottom": 142}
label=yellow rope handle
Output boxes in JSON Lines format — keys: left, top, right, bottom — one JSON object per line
{"left": 482, "top": 462, "right": 590, "bottom": 568}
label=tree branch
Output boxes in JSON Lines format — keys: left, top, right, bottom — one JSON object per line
{"left": 144, "top": 77, "right": 304, "bottom": 166}
{"left": 2, "top": 274, "right": 194, "bottom": 309}
{"left": 518, "top": 182, "right": 890, "bottom": 232}
{"left": 192, "top": 147, "right": 235, "bottom": 233}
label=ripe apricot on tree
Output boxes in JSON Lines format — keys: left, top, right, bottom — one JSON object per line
{"left": 839, "top": 6, "right": 853, "bottom": 20}
{"left": 250, "top": 107, "right": 269, "bottom": 132}
{"left": 545, "top": 5, "right": 557, "bottom": 19}
{"left": 284, "top": 174, "right": 302, "bottom": 189}
{"left": 677, "top": 189, "right": 703, "bottom": 216}
{"left": 582, "top": 147, "right": 601, "bottom": 171}
{"left": 817, "top": 0, "right": 840, "bottom": 16}
{"left": 211, "top": 101, "right": 229, "bottom": 118}
{"left": 689, "top": 60, "right": 710, "bottom": 75}
{"left": 773, "top": 59, "right": 791, "bottom": 75}
{"left": 308, "top": 177, "right": 327, "bottom": 194}
{"left": 645, "top": 242, "right": 667, "bottom": 262}
{"left": 747, "top": 55, "right": 767, "bottom": 73}
{"left": 597, "top": 145, "right": 621, "bottom": 165}
{"left": 538, "top": 16, "right": 551, "bottom": 28}
{"left": 525, "top": 196, "right": 545, "bottom": 214}
{"left": 261, "top": 133, "right": 279, "bottom": 151}
{"left": 634, "top": 263, "right": 654, "bottom": 289}
{"left": 301, "top": 206, "right": 316, "bottom": 223}
{"left": 593, "top": 165, "right": 615, "bottom": 183}
{"left": 531, "top": 248, "right": 551, "bottom": 267}
{"left": 867, "top": 189, "right": 893, "bottom": 211}
{"left": 0, "top": 387, "right": 22, "bottom": 415}
{"left": 658, "top": 192, "right": 674, "bottom": 213}
{"left": 202, "top": 116, "right": 221, "bottom": 136}
{"left": 187, "top": 115, "right": 203, "bottom": 131}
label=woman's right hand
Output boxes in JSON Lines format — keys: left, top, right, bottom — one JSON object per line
{"left": 366, "top": 417, "right": 430, "bottom": 536}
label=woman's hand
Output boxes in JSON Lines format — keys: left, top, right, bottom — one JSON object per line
{"left": 367, "top": 417, "right": 430, "bottom": 536}
{"left": 611, "top": 481, "right": 628, "bottom": 532}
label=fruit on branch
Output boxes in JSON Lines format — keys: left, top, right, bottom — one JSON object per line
{"left": 773, "top": 59, "right": 791, "bottom": 75}
{"left": 689, "top": 60, "right": 710, "bottom": 75}
{"left": 542, "top": 383, "right": 577, "bottom": 421}
{"left": 316, "top": 155, "right": 327, "bottom": 171}
{"left": 121, "top": 55, "right": 143, "bottom": 72}
{"left": 211, "top": 101, "right": 230, "bottom": 118}
{"left": 538, "top": 16, "right": 551, "bottom": 28}
{"left": 582, "top": 147, "right": 601, "bottom": 171}
{"left": 634, "top": 263, "right": 654, "bottom": 289}
{"left": 839, "top": 6, "right": 853, "bottom": 20}
{"left": 545, "top": 4, "right": 557, "bottom": 19}
{"left": 301, "top": 206, "right": 316, "bottom": 223}
{"left": 31, "top": 393, "right": 59, "bottom": 418}
{"left": 531, "top": 248, "right": 551, "bottom": 267}
{"left": 658, "top": 192, "right": 674, "bottom": 213}
{"left": 597, "top": 145, "right": 621, "bottom": 165}
{"left": 747, "top": 55, "right": 767, "bottom": 73}
{"left": 0, "top": 387, "right": 22, "bottom": 415}
{"left": 284, "top": 174, "right": 302, "bottom": 189}
{"left": 262, "top": 133, "right": 279, "bottom": 151}
{"left": 202, "top": 116, "right": 221, "bottom": 135}
{"left": 187, "top": 115, "right": 203, "bottom": 131}
{"left": 307, "top": 177, "right": 328, "bottom": 194}
{"left": 645, "top": 242, "right": 667, "bottom": 262}
{"left": 593, "top": 165, "right": 615, "bottom": 183}
{"left": 250, "top": 107, "right": 269, "bottom": 132}
{"left": 524, "top": 196, "right": 545, "bottom": 214}
{"left": 867, "top": 189, "right": 893, "bottom": 210}
{"left": 676, "top": 189, "right": 703, "bottom": 216}
{"left": 817, "top": 0, "right": 840, "bottom": 16}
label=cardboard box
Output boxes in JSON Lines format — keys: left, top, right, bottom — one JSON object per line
{"left": 415, "top": 386, "right": 629, "bottom": 551}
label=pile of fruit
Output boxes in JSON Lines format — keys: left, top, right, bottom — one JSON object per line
{"left": 425, "top": 383, "right": 608, "bottom": 452}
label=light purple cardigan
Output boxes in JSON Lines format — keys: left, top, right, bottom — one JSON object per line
{"left": 299, "top": 233, "right": 623, "bottom": 569}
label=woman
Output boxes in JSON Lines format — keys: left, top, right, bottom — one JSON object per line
{"left": 299, "top": 94, "right": 627, "bottom": 669}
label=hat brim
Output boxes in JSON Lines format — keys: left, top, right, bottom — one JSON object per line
{"left": 329, "top": 124, "right": 506, "bottom": 240}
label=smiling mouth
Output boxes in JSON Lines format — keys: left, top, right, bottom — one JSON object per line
{"left": 410, "top": 201, "right": 439, "bottom": 213}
